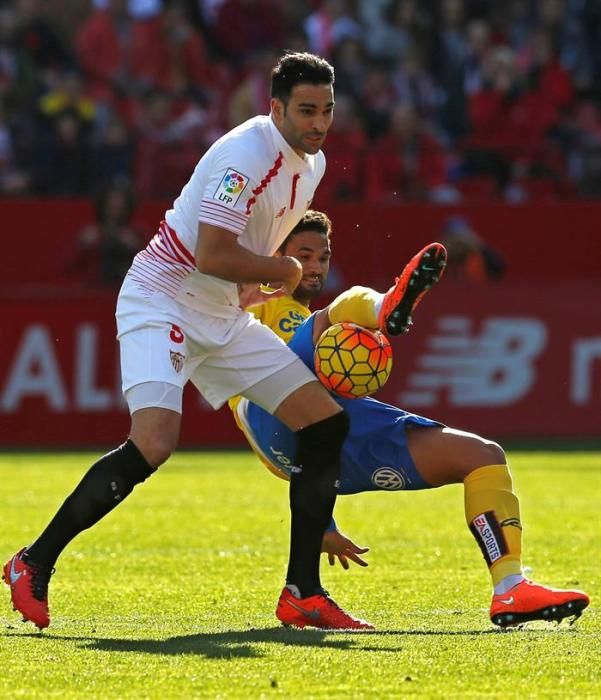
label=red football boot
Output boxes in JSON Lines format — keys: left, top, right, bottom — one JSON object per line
{"left": 490, "top": 579, "right": 589, "bottom": 628}
{"left": 378, "top": 242, "right": 447, "bottom": 336}
{"left": 276, "top": 586, "right": 374, "bottom": 630}
{"left": 3, "top": 548, "right": 54, "bottom": 630}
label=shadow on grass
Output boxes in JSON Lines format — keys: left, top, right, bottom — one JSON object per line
{"left": 2, "top": 626, "right": 520, "bottom": 659}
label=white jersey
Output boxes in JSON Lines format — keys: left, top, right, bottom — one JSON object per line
{"left": 127, "top": 115, "right": 326, "bottom": 318}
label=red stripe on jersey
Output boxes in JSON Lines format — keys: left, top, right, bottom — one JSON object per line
{"left": 201, "top": 200, "right": 248, "bottom": 226}
{"left": 290, "top": 173, "right": 300, "bottom": 209}
{"left": 157, "top": 227, "right": 190, "bottom": 267}
{"left": 162, "top": 223, "right": 196, "bottom": 266}
{"left": 245, "top": 151, "right": 284, "bottom": 215}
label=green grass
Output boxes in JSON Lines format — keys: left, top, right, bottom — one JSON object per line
{"left": 0, "top": 450, "right": 599, "bottom": 699}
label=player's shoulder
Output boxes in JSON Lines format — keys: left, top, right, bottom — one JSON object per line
{"left": 210, "top": 116, "right": 274, "bottom": 174}
{"left": 310, "top": 149, "right": 326, "bottom": 182}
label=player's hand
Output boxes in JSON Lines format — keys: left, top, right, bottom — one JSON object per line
{"left": 279, "top": 255, "right": 303, "bottom": 297}
{"left": 321, "top": 529, "right": 369, "bottom": 570}
{"left": 237, "top": 283, "right": 285, "bottom": 308}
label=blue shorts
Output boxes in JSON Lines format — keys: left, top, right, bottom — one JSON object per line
{"left": 243, "top": 314, "right": 442, "bottom": 494}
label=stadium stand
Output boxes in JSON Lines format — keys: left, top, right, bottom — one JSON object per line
{"left": 1, "top": 0, "right": 601, "bottom": 202}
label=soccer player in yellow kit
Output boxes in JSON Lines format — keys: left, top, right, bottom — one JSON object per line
{"left": 233, "top": 210, "right": 590, "bottom": 629}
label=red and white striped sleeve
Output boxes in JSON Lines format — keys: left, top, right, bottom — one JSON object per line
{"left": 198, "top": 199, "right": 249, "bottom": 236}
{"left": 198, "top": 141, "right": 258, "bottom": 235}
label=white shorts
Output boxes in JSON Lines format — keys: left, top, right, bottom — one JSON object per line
{"left": 116, "top": 276, "right": 315, "bottom": 413}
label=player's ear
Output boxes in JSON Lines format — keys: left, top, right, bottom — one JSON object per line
{"left": 271, "top": 97, "right": 285, "bottom": 123}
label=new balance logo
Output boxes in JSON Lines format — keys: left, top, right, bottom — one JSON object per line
{"left": 400, "top": 316, "right": 547, "bottom": 407}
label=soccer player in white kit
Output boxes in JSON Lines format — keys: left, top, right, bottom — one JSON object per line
{"left": 3, "top": 53, "right": 370, "bottom": 630}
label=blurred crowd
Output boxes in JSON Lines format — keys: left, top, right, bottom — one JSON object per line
{"left": 2, "top": 0, "right": 601, "bottom": 203}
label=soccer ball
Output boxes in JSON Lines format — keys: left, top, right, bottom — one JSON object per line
{"left": 314, "top": 322, "right": 393, "bottom": 398}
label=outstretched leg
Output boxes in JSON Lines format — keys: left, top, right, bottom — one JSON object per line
{"left": 407, "top": 426, "right": 589, "bottom": 627}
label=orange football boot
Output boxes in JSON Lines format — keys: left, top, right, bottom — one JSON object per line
{"left": 378, "top": 242, "right": 447, "bottom": 336}
{"left": 490, "top": 579, "right": 589, "bottom": 627}
{"left": 276, "top": 586, "right": 374, "bottom": 630}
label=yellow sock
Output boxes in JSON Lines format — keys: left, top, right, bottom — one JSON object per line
{"left": 327, "top": 286, "right": 381, "bottom": 329}
{"left": 464, "top": 464, "right": 523, "bottom": 586}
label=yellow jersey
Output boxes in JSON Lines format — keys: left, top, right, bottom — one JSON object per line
{"left": 245, "top": 295, "right": 310, "bottom": 344}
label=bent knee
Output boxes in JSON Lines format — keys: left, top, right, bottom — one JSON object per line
{"left": 131, "top": 434, "right": 176, "bottom": 468}
{"left": 463, "top": 437, "right": 507, "bottom": 477}
{"left": 479, "top": 438, "right": 506, "bottom": 464}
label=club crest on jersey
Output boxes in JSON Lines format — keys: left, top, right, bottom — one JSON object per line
{"left": 213, "top": 168, "right": 249, "bottom": 207}
{"left": 372, "top": 467, "right": 406, "bottom": 490}
{"left": 170, "top": 350, "right": 185, "bottom": 373}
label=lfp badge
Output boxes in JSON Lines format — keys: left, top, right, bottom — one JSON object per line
{"left": 214, "top": 168, "right": 249, "bottom": 206}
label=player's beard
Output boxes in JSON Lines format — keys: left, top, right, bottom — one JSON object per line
{"left": 293, "top": 279, "right": 323, "bottom": 304}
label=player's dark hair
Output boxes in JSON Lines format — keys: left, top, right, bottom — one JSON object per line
{"left": 271, "top": 52, "right": 335, "bottom": 105}
{"left": 279, "top": 210, "right": 332, "bottom": 252}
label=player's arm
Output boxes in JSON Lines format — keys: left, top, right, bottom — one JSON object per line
{"left": 195, "top": 223, "right": 302, "bottom": 296}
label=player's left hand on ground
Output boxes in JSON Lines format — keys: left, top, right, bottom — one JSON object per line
{"left": 321, "top": 529, "right": 369, "bottom": 569}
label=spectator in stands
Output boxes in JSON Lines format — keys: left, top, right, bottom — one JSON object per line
{"left": 523, "top": 29, "right": 573, "bottom": 114}
{"left": 462, "top": 19, "right": 492, "bottom": 97}
{"left": 92, "top": 113, "right": 134, "bottom": 184}
{"left": 431, "top": 0, "right": 469, "bottom": 140}
{"left": 35, "top": 111, "right": 94, "bottom": 196}
{"left": 150, "top": 2, "right": 212, "bottom": 100}
{"left": 74, "top": 0, "right": 133, "bottom": 102}
{"left": 74, "top": 0, "right": 167, "bottom": 103}
{"left": 364, "top": 0, "right": 429, "bottom": 65}
{"left": 0, "top": 0, "right": 599, "bottom": 201}
{"left": 227, "top": 49, "right": 276, "bottom": 129}
{"left": 66, "top": 176, "right": 142, "bottom": 287}
{"left": 34, "top": 70, "right": 96, "bottom": 195}
{"left": 0, "top": 5, "right": 38, "bottom": 112}
{"left": 15, "top": 0, "right": 74, "bottom": 75}
{"left": 391, "top": 48, "right": 442, "bottom": 124}
{"left": 366, "top": 102, "right": 448, "bottom": 202}
{"left": 304, "top": 0, "right": 363, "bottom": 60}
{"left": 463, "top": 46, "right": 529, "bottom": 190}
{"left": 331, "top": 36, "right": 368, "bottom": 103}
{"left": 440, "top": 215, "right": 506, "bottom": 282}
{"left": 359, "top": 65, "right": 397, "bottom": 138}
{"left": 212, "top": 0, "right": 286, "bottom": 65}
{"left": 319, "top": 93, "right": 366, "bottom": 201}
{"left": 38, "top": 70, "right": 96, "bottom": 126}
{"left": 133, "top": 88, "right": 206, "bottom": 199}
{"left": 0, "top": 103, "right": 30, "bottom": 195}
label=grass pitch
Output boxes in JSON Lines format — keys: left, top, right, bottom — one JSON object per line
{"left": 0, "top": 449, "right": 599, "bottom": 699}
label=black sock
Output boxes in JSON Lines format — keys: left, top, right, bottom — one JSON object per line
{"left": 26, "top": 440, "right": 154, "bottom": 569}
{"left": 286, "top": 411, "right": 348, "bottom": 598}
